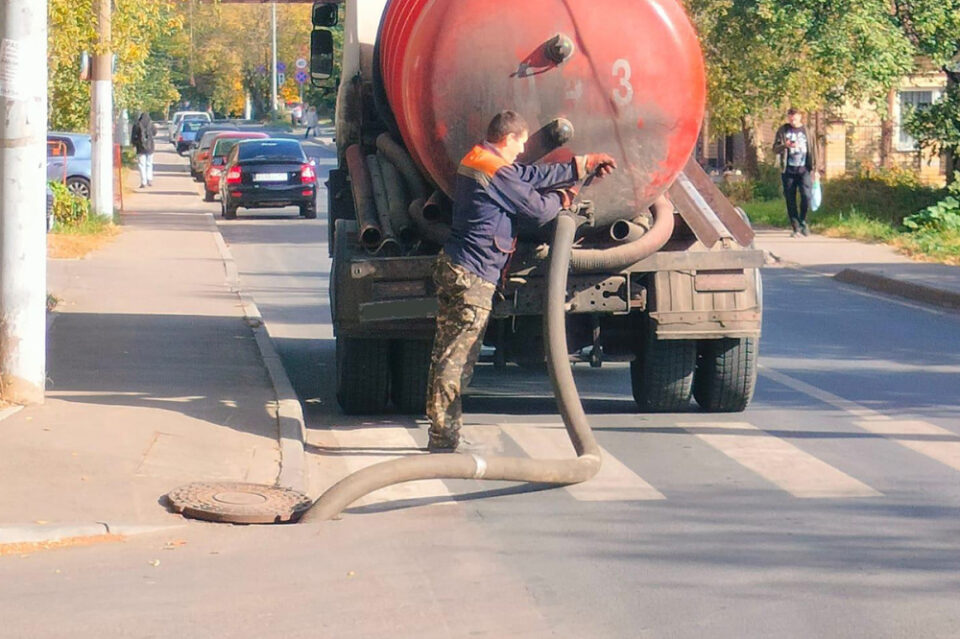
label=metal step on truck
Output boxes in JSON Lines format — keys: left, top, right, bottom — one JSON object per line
{"left": 307, "top": 0, "right": 763, "bottom": 416}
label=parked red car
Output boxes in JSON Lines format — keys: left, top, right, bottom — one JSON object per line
{"left": 202, "top": 131, "right": 269, "bottom": 201}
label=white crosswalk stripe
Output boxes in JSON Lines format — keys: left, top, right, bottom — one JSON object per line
{"left": 763, "top": 366, "right": 960, "bottom": 473}
{"left": 501, "top": 423, "right": 665, "bottom": 501}
{"left": 686, "top": 421, "right": 882, "bottom": 498}
{"left": 307, "top": 414, "right": 917, "bottom": 508}
{"left": 309, "top": 425, "right": 455, "bottom": 508}
{"left": 854, "top": 419, "right": 960, "bottom": 472}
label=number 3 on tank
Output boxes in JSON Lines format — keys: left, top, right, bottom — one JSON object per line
{"left": 612, "top": 58, "right": 634, "bottom": 106}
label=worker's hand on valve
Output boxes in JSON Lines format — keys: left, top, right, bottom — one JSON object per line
{"left": 575, "top": 153, "right": 618, "bottom": 180}
{"left": 555, "top": 186, "right": 580, "bottom": 210}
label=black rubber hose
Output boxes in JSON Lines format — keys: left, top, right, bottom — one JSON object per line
{"left": 301, "top": 212, "right": 600, "bottom": 522}
{"left": 569, "top": 195, "right": 674, "bottom": 273}
{"left": 407, "top": 197, "right": 451, "bottom": 246}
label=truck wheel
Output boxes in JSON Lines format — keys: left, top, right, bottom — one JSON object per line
{"left": 223, "top": 202, "right": 237, "bottom": 220}
{"left": 390, "top": 339, "right": 432, "bottom": 414}
{"left": 630, "top": 329, "right": 696, "bottom": 412}
{"left": 300, "top": 204, "right": 317, "bottom": 219}
{"left": 693, "top": 338, "right": 758, "bottom": 412}
{"left": 336, "top": 336, "right": 390, "bottom": 414}
{"left": 204, "top": 189, "right": 215, "bottom": 202}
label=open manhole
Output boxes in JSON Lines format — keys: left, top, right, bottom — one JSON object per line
{"left": 167, "top": 482, "right": 312, "bottom": 524}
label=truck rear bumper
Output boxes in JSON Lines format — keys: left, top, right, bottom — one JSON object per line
{"left": 332, "top": 220, "right": 763, "bottom": 340}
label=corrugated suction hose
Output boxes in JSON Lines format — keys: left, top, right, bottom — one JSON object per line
{"left": 301, "top": 211, "right": 600, "bottom": 522}
{"left": 570, "top": 195, "right": 674, "bottom": 273}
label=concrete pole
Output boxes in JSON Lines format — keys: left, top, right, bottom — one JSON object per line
{"left": 0, "top": 1, "right": 48, "bottom": 404}
{"left": 90, "top": 0, "right": 113, "bottom": 217}
{"left": 271, "top": 3, "right": 278, "bottom": 114}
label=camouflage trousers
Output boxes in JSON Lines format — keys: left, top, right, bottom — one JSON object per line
{"left": 426, "top": 252, "right": 497, "bottom": 446}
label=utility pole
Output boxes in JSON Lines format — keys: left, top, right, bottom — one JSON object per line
{"left": 271, "top": 3, "right": 278, "bottom": 114}
{"left": 91, "top": 0, "right": 113, "bottom": 218}
{"left": 0, "top": 1, "right": 48, "bottom": 403}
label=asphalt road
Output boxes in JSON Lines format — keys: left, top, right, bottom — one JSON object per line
{"left": 4, "top": 144, "right": 960, "bottom": 638}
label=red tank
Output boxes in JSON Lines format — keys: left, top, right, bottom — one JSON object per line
{"left": 379, "top": 0, "right": 706, "bottom": 225}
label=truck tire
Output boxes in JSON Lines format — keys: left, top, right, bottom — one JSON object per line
{"left": 204, "top": 189, "right": 215, "bottom": 202}
{"left": 336, "top": 336, "right": 390, "bottom": 414}
{"left": 300, "top": 203, "right": 317, "bottom": 219}
{"left": 630, "top": 328, "right": 696, "bottom": 412}
{"left": 223, "top": 201, "right": 237, "bottom": 220}
{"left": 390, "top": 339, "right": 432, "bottom": 414}
{"left": 693, "top": 338, "right": 758, "bottom": 412}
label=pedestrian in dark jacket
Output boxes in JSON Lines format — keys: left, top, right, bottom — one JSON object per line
{"left": 425, "top": 110, "right": 616, "bottom": 451}
{"left": 131, "top": 112, "right": 156, "bottom": 188}
{"left": 772, "top": 108, "right": 819, "bottom": 236}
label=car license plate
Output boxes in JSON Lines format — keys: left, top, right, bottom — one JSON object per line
{"left": 253, "top": 172, "right": 287, "bottom": 182}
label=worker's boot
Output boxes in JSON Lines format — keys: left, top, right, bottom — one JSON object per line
{"left": 427, "top": 427, "right": 460, "bottom": 452}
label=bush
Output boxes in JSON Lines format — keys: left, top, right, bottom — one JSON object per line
{"left": 752, "top": 162, "right": 782, "bottom": 200}
{"left": 820, "top": 175, "right": 942, "bottom": 225}
{"left": 717, "top": 175, "right": 754, "bottom": 203}
{"left": 902, "top": 197, "right": 960, "bottom": 232}
{"left": 48, "top": 180, "right": 90, "bottom": 227}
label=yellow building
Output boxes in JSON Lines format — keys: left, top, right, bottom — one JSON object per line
{"left": 698, "top": 64, "right": 948, "bottom": 186}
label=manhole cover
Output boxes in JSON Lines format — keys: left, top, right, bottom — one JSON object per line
{"left": 167, "top": 482, "right": 313, "bottom": 524}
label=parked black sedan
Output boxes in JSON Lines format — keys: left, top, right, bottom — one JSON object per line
{"left": 218, "top": 139, "right": 317, "bottom": 220}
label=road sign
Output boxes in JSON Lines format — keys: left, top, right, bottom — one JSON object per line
{"left": 295, "top": 70, "right": 308, "bottom": 85}
{"left": 295, "top": 58, "right": 308, "bottom": 70}
{"left": 277, "top": 61, "right": 287, "bottom": 73}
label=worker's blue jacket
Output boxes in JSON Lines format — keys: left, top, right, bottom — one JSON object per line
{"left": 444, "top": 142, "right": 578, "bottom": 284}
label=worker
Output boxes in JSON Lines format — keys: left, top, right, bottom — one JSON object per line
{"left": 426, "top": 110, "right": 617, "bottom": 451}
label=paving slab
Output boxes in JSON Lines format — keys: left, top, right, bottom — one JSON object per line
{"left": 755, "top": 228, "right": 960, "bottom": 310}
{"left": 0, "top": 149, "right": 283, "bottom": 532}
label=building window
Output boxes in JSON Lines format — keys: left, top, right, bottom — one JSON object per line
{"left": 897, "top": 89, "right": 937, "bottom": 151}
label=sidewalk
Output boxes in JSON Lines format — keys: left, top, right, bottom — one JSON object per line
{"left": 755, "top": 228, "right": 960, "bottom": 311}
{"left": 0, "top": 149, "right": 294, "bottom": 542}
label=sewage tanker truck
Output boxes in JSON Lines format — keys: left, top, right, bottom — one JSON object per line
{"left": 311, "top": 0, "right": 763, "bottom": 416}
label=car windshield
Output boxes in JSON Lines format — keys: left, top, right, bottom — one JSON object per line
{"left": 199, "top": 129, "right": 234, "bottom": 149}
{"left": 213, "top": 137, "right": 260, "bottom": 156}
{"left": 182, "top": 121, "right": 204, "bottom": 133}
{"left": 236, "top": 140, "right": 305, "bottom": 162}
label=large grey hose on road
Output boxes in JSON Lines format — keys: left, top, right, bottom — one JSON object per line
{"left": 570, "top": 195, "right": 674, "bottom": 273}
{"left": 301, "top": 212, "right": 600, "bottom": 522}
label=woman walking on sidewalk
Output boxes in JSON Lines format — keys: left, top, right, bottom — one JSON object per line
{"left": 131, "top": 112, "right": 156, "bottom": 188}
{"left": 773, "top": 109, "right": 819, "bottom": 237}
{"left": 304, "top": 106, "right": 318, "bottom": 139}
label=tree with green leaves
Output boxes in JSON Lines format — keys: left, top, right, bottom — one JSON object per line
{"left": 896, "top": 0, "right": 960, "bottom": 181}
{"left": 48, "top": 0, "right": 183, "bottom": 131}
{"left": 687, "top": 0, "right": 916, "bottom": 175}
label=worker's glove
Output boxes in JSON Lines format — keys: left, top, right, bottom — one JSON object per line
{"left": 575, "top": 153, "right": 618, "bottom": 180}
{"left": 555, "top": 186, "right": 580, "bottom": 210}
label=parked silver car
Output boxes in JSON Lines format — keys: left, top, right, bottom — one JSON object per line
{"left": 47, "top": 132, "right": 91, "bottom": 198}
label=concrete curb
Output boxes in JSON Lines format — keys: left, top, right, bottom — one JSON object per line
{"left": 207, "top": 215, "right": 309, "bottom": 494}
{"left": 834, "top": 268, "right": 960, "bottom": 311}
{"left": 0, "top": 523, "right": 183, "bottom": 545}
{"left": 764, "top": 247, "right": 960, "bottom": 312}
